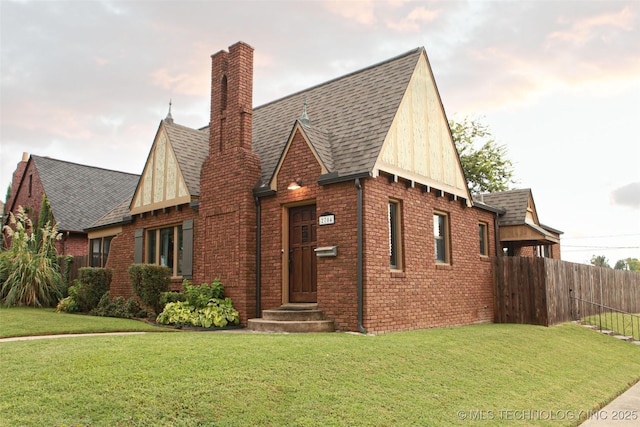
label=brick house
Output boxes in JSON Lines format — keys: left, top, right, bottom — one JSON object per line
{"left": 475, "top": 189, "right": 562, "bottom": 259}
{"left": 4, "top": 153, "right": 139, "bottom": 260}
{"left": 88, "top": 42, "right": 561, "bottom": 333}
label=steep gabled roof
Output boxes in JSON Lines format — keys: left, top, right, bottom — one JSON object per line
{"left": 253, "top": 48, "right": 423, "bottom": 184}
{"left": 129, "top": 119, "right": 209, "bottom": 215}
{"left": 164, "top": 121, "right": 209, "bottom": 196}
{"left": 26, "top": 156, "right": 139, "bottom": 232}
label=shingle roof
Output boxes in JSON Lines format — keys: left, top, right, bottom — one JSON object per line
{"left": 90, "top": 199, "right": 131, "bottom": 229}
{"left": 88, "top": 47, "right": 426, "bottom": 229}
{"left": 474, "top": 189, "right": 533, "bottom": 226}
{"left": 30, "top": 155, "right": 139, "bottom": 232}
{"left": 164, "top": 121, "right": 209, "bottom": 196}
{"left": 253, "top": 48, "right": 423, "bottom": 184}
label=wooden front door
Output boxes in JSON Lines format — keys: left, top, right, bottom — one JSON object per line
{"left": 288, "top": 205, "right": 317, "bottom": 303}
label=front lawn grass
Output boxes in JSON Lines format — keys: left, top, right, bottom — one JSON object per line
{"left": 0, "top": 307, "right": 169, "bottom": 338}
{"left": 1, "top": 320, "right": 638, "bottom": 426}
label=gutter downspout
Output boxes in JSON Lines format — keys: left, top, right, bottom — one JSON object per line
{"left": 255, "top": 195, "right": 262, "bottom": 318}
{"left": 494, "top": 214, "right": 501, "bottom": 257}
{"left": 355, "top": 178, "right": 366, "bottom": 334}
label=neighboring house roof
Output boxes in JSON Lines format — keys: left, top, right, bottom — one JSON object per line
{"left": 253, "top": 47, "right": 422, "bottom": 185}
{"left": 475, "top": 189, "right": 535, "bottom": 226}
{"left": 474, "top": 188, "right": 562, "bottom": 243}
{"left": 14, "top": 156, "right": 140, "bottom": 233}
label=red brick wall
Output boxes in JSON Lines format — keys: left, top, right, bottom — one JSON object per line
{"left": 257, "top": 128, "right": 496, "bottom": 333}
{"left": 60, "top": 233, "right": 88, "bottom": 257}
{"left": 107, "top": 207, "right": 198, "bottom": 299}
{"left": 8, "top": 160, "right": 44, "bottom": 226}
{"left": 361, "top": 176, "right": 496, "bottom": 333}
{"left": 7, "top": 156, "right": 28, "bottom": 210}
{"left": 258, "top": 128, "right": 359, "bottom": 330}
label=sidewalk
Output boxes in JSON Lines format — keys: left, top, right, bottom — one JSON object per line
{"left": 580, "top": 381, "right": 640, "bottom": 426}
{"left": 0, "top": 332, "right": 147, "bottom": 342}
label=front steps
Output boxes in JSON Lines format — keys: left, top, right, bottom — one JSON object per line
{"left": 248, "top": 303, "right": 335, "bottom": 333}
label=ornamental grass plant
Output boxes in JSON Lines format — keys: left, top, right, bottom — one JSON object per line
{"left": 0, "top": 207, "right": 64, "bottom": 307}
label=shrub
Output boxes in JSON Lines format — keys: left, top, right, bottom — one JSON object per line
{"left": 128, "top": 264, "right": 170, "bottom": 315}
{"left": 183, "top": 279, "right": 224, "bottom": 309}
{"left": 91, "top": 291, "right": 149, "bottom": 319}
{"left": 56, "top": 296, "right": 78, "bottom": 313}
{"left": 160, "top": 291, "right": 185, "bottom": 307}
{"left": 156, "top": 298, "right": 240, "bottom": 328}
{"left": 156, "top": 279, "right": 239, "bottom": 328}
{"left": 57, "top": 255, "right": 74, "bottom": 297}
{"left": 74, "top": 268, "right": 112, "bottom": 312}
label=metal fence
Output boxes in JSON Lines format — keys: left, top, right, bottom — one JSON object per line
{"left": 570, "top": 293, "right": 640, "bottom": 340}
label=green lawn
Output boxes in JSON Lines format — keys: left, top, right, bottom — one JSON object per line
{"left": 0, "top": 310, "right": 638, "bottom": 426}
{"left": 0, "top": 307, "right": 170, "bottom": 338}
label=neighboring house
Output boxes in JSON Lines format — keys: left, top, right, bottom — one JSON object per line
{"left": 90, "top": 42, "right": 504, "bottom": 333}
{"left": 474, "top": 189, "right": 562, "bottom": 259}
{"left": 4, "top": 153, "right": 139, "bottom": 262}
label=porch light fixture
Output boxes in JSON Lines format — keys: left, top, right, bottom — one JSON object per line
{"left": 287, "top": 178, "right": 303, "bottom": 190}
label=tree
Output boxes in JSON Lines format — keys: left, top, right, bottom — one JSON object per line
{"left": 0, "top": 206, "right": 64, "bottom": 307}
{"left": 614, "top": 258, "right": 640, "bottom": 272}
{"left": 590, "top": 255, "right": 611, "bottom": 268}
{"left": 450, "top": 117, "right": 516, "bottom": 194}
{"left": 35, "top": 194, "right": 55, "bottom": 257}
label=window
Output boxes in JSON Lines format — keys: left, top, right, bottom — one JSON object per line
{"left": 537, "top": 245, "right": 550, "bottom": 258}
{"left": 90, "top": 236, "right": 114, "bottom": 268}
{"left": 146, "top": 225, "right": 183, "bottom": 276}
{"left": 134, "top": 219, "right": 193, "bottom": 279}
{"left": 479, "top": 222, "right": 489, "bottom": 256}
{"left": 388, "top": 200, "right": 403, "bottom": 270}
{"left": 434, "top": 212, "right": 450, "bottom": 263}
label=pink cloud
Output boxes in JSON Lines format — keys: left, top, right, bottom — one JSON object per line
{"left": 386, "top": 6, "right": 439, "bottom": 32}
{"left": 546, "top": 6, "right": 635, "bottom": 47}
{"left": 324, "top": 0, "right": 376, "bottom": 25}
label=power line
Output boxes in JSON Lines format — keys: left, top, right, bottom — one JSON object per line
{"left": 563, "top": 245, "right": 640, "bottom": 249}
{"left": 563, "top": 234, "right": 640, "bottom": 240}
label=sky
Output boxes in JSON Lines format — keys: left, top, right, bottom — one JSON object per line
{"left": 1, "top": 0, "right": 638, "bottom": 265}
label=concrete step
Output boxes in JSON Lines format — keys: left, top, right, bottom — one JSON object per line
{"left": 247, "top": 318, "right": 335, "bottom": 333}
{"left": 262, "top": 308, "right": 326, "bottom": 322}
{"left": 612, "top": 335, "right": 634, "bottom": 342}
{"left": 248, "top": 304, "right": 334, "bottom": 333}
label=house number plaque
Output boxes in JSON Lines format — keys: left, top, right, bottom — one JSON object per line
{"left": 318, "top": 212, "right": 335, "bottom": 226}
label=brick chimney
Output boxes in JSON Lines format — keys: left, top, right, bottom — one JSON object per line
{"left": 7, "top": 152, "right": 29, "bottom": 209}
{"left": 209, "top": 41, "right": 254, "bottom": 153}
{"left": 197, "top": 42, "right": 261, "bottom": 324}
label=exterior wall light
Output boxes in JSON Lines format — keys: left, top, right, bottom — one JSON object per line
{"left": 287, "top": 178, "right": 303, "bottom": 190}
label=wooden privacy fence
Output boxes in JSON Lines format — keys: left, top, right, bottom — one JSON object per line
{"left": 494, "top": 257, "right": 640, "bottom": 326}
{"left": 58, "top": 255, "right": 88, "bottom": 285}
